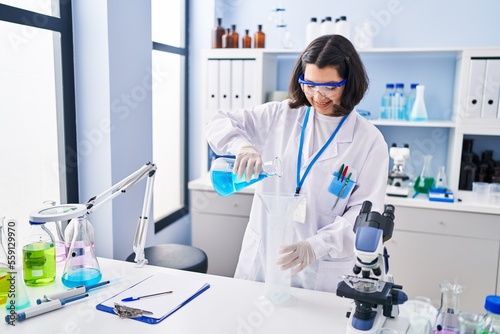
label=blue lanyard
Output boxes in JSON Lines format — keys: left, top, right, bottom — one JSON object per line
{"left": 295, "top": 107, "right": 348, "bottom": 194}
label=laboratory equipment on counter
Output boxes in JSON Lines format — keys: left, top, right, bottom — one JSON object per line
{"left": 409, "top": 84, "right": 428, "bottom": 121}
{"left": 414, "top": 154, "right": 435, "bottom": 194}
{"left": 482, "top": 295, "right": 500, "bottom": 334}
{"left": 433, "top": 280, "right": 463, "bottom": 333}
{"left": 62, "top": 215, "right": 102, "bottom": 287}
{"left": 457, "top": 312, "right": 484, "bottom": 334}
{"left": 29, "top": 162, "right": 157, "bottom": 287}
{"left": 23, "top": 220, "right": 56, "bottom": 286}
{"left": 336, "top": 201, "right": 408, "bottom": 334}
{"left": 387, "top": 143, "right": 410, "bottom": 197}
{"left": 259, "top": 193, "right": 303, "bottom": 305}
{"left": 210, "top": 156, "right": 282, "bottom": 197}
{"left": 5, "top": 293, "right": 89, "bottom": 324}
{"left": 37, "top": 280, "right": 110, "bottom": 304}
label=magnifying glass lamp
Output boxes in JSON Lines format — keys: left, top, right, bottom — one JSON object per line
{"left": 29, "top": 162, "right": 157, "bottom": 287}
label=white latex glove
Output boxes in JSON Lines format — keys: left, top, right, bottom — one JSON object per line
{"left": 233, "top": 145, "right": 262, "bottom": 182}
{"left": 276, "top": 241, "right": 316, "bottom": 276}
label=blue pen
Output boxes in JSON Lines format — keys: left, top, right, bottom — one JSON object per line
{"left": 37, "top": 280, "right": 111, "bottom": 304}
{"left": 5, "top": 294, "right": 89, "bottom": 324}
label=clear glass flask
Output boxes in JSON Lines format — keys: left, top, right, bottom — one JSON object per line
{"left": 457, "top": 312, "right": 484, "bottom": 334}
{"left": 210, "top": 157, "right": 282, "bottom": 197}
{"left": 433, "top": 281, "right": 463, "bottom": 333}
{"left": 259, "top": 192, "right": 303, "bottom": 305}
{"left": 61, "top": 216, "right": 102, "bottom": 288}
{"left": 415, "top": 154, "right": 435, "bottom": 194}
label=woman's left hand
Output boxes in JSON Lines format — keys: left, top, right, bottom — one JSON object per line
{"left": 276, "top": 241, "right": 316, "bottom": 275}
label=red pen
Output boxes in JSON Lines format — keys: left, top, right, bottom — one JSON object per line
{"left": 341, "top": 166, "right": 349, "bottom": 182}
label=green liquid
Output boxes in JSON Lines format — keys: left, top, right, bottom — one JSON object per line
{"left": 0, "top": 269, "right": 10, "bottom": 305}
{"left": 414, "top": 176, "right": 435, "bottom": 193}
{"left": 23, "top": 242, "right": 56, "bottom": 286}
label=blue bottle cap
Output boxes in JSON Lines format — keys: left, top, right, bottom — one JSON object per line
{"left": 395, "top": 83, "right": 405, "bottom": 88}
{"left": 410, "top": 83, "right": 419, "bottom": 89}
{"left": 485, "top": 295, "right": 500, "bottom": 315}
{"left": 386, "top": 83, "right": 394, "bottom": 88}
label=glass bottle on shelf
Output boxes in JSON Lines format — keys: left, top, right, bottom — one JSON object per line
{"left": 406, "top": 83, "right": 419, "bottom": 120}
{"left": 242, "top": 29, "right": 252, "bottom": 48}
{"left": 222, "top": 28, "right": 231, "bottom": 48}
{"left": 380, "top": 83, "right": 395, "bottom": 119}
{"left": 212, "top": 17, "right": 225, "bottom": 48}
{"left": 459, "top": 153, "right": 477, "bottom": 190}
{"left": 254, "top": 24, "right": 265, "bottom": 48}
{"left": 228, "top": 24, "right": 239, "bottom": 48}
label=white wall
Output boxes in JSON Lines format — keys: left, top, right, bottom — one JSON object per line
{"left": 73, "top": 0, "right": 154, "bottom": 260}
{"left": 187, "top": 0, "right": 500, "bottom": 182}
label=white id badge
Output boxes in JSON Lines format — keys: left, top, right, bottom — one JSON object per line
{"left": 293, "top": 196, "right": 307, "bottom": 224}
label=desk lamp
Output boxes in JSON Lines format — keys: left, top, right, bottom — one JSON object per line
{"left": 29, "top": 162, "right": 157, "bottom": 287}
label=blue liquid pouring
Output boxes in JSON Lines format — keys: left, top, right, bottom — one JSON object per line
{"left": 61, "top": 268, "right": 102, "bottom": 288}
{"left": 211, "top": 171, "right": 268, "bottom": 196}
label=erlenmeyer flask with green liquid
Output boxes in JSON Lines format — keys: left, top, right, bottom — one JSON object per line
{"left": 414, "top": 155, "right": 435, "bottom": 194}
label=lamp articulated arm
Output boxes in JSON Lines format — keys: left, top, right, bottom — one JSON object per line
{"left": 85, "top": 162, "right": 157, "bottom": 267}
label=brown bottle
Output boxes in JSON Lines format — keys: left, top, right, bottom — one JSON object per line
{"left": 222, "top": 28, "right": 232, "bottom": 48}
{"left": 228, "top": 24, "right": 239, "bottom": 48}
{"left": 242, "top": 29, "right": 252, "bottom": 48}
{"left": 254, "top": 24, "right": 265, "bottom": 48}
{"left": 212, "top": 18, "right": 225, "bottom": 48}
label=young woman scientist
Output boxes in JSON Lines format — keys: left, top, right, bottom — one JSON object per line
{"left": 205, "top": 34, "right": 389, "bottom": 292}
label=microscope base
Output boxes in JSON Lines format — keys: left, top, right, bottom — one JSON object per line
{"left": 345, "top": 311, "right": 410, "bottom": 334}
{"left": 386, "top": 185, "right": 409, "bottom": 197}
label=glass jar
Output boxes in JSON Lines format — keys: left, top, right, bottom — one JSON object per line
{"left": 482, "top": 295, "right": 500, "bottom": 334}
{"left": 23, "top": 221, "right": 56, "bottom": 286}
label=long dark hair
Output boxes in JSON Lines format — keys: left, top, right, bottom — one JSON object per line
{"left": 288, "top": 34, "right": 369, "bottom": 115}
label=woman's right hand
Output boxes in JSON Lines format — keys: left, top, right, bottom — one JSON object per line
{"left": 234, "top": 146, "right": 262, "bottom": 182}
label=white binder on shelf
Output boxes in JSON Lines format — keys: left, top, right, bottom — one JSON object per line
{"left": 219, "top": 60, "right": 232, "bottom": 111}
{"left": 465, "top": 59, "right": 486, "bottom": 118}
{"left": 243, "top": 60, "right": 257, "bottom": 109}
{"left": 481, "top": 59, "right": 500, "bottom": 119}
{"left": 206, "top": 60, "right": 219, "bottom": 113}
{"left": 231, "top": 60, "right": 244, "bottom": 110}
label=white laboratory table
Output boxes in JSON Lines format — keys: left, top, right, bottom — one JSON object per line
{"left": 3, "top": 258, "right": 409, "bottom": 333}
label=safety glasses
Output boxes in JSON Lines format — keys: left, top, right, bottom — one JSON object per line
{"left": 298, "top": 74, "right": 347, "bottom": 99}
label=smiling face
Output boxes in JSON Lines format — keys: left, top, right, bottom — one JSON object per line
{"left": 302, "top": 64, "right": 345, "bottom": 116}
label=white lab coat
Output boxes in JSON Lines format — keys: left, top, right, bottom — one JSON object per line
{"left": 205, "top": 100, "right": 389, "bottom": 292}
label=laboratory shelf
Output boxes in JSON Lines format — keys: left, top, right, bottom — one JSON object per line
{"left": 371, "top": 120, "right": 456, "bottom": 128}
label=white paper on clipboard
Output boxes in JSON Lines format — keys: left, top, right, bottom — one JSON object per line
{"left": 96, "top": 273, "right": 210, "bottom": 322}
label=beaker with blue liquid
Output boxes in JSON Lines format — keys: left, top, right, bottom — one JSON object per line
{"left": 210, "top": 157, "right": 282, "bottom": 196}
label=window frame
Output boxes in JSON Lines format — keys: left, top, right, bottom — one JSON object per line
{"left": 0, "top": 2, "right": 78, "bottom": 204}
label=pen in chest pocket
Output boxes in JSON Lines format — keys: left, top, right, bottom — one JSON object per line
{"left": 332, "top": 172, "right": 352, "bottom": 210}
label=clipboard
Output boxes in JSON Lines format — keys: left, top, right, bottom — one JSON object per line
{"left": 96, "top": 273, "right": 210, "bottom": 324}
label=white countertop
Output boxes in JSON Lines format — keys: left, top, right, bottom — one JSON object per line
{"left": 2, "top": 258, "right": 410, "bottom": 333}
